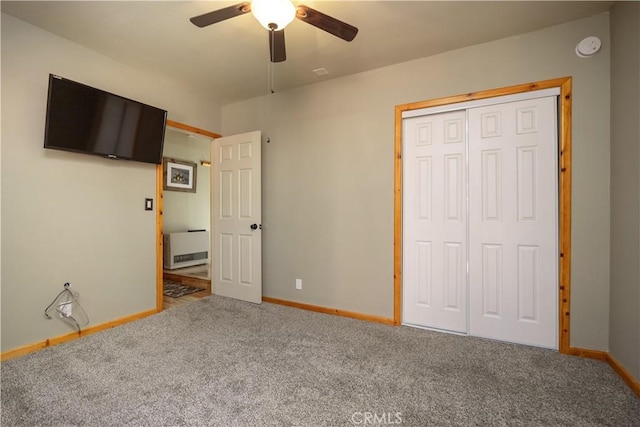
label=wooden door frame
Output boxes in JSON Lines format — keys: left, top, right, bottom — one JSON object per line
{"left": 393, "top": 77, "right": 573, "bottom": 353}
{"left": 156, "top": 120, "right": 221, "bottom": 311}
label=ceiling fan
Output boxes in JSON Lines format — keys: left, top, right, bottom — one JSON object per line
{"left": 190, "top": 0, "right": 358, "bottom": 63}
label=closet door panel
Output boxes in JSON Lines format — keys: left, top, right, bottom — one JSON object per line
{"left": 468, "top": 97, "right": 558, "bottom": 349}
{"left": 403, "top": 111, "right": 467, "bottom": 332}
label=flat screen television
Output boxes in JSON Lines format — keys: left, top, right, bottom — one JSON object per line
{"left": 44, "top": 74, "right": 167, "bottom": 165}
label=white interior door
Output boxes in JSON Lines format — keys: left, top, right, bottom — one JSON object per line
{"left": 403, "top": 110, "right": 468, "bottom": 333}
{"left": 212, "top": 131, "right": 262, "bottom": 304}
{"left": 468, "top": 96, "right": 558, "bottom": 348}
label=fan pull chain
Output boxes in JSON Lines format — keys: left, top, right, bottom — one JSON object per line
{"left": 268, "top": 30, "right": 276, "bottom": 94}
{"left": 266, "top": 36, "right": 273, "bottom": 135}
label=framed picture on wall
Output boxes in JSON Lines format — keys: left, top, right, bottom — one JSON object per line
{"left": 163, "top": 158, "right": 197, "bottom": 193}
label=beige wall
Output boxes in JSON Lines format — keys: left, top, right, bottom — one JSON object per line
{"left": 609, "top": 2, "right": 640, "bottom": 380}
{"left": 0, "top": 14, "right": 221, "bottom": 351}
{"left": 161, "top": 129, "right": 211, "bottom": 235}
{"left": 222, "top": 13, "right": 612, "bottom": 350}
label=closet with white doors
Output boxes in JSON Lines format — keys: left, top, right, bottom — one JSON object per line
{"left": 402, "top": 89, "right": 559, "bottom": 349}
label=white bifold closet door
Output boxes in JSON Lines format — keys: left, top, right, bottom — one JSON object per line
{"left": 403, "top": 95, "right": 558, "bottom": 349}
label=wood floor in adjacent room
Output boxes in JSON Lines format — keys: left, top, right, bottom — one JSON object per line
{"left": 163, "top": 288, "right": 210, "bottom": 310}
{"left": 162, "top": 263, "right": 211, "bottom": 310}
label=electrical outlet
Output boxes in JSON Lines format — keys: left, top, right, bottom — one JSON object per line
{"left": 295, "top": 279, "right": 302, "bottom": 290}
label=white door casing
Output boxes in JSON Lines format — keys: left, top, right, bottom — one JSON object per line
{"left": 402, "top": 110, "right": 468, "bottom": 333}
{"left": 468, "top": 97, "right": 558, "bottom": 348}
{"left": 212, "top": 131, "right": 262, "bottom": 304}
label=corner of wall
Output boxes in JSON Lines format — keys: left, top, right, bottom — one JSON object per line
{"left": 608, "top": 0, "right": 640, "bottom": 381}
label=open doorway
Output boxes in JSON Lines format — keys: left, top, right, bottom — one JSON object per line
{"left": 158, "top": 121, "right": 220, "bottom": 310}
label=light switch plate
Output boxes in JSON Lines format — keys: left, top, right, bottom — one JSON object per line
{"left": 145, "top": 198, "right": 153, "bottom": 211}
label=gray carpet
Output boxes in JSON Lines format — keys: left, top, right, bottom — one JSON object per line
{"left": 2, "top": 295, "right": 639, "bottom": 426}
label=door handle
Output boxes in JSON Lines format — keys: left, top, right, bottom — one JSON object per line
{"left": 250, "top": 223, "right": 262, "bottom": 230}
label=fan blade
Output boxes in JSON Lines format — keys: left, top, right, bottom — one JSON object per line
{"left": 190, "top": 2, "right": 251, "bottom": 28}
{"left": 296, "top": 5, "right": 358, "bottom": 42}
{"left": 269, "top": 30, "right": 287, "bottom": 63}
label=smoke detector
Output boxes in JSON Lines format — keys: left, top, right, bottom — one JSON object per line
{"left": 576, "top": 36, "right": 602, "bottom": 58}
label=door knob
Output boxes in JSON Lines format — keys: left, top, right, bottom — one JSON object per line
{"left": 250, "top": 223, "right": 259, "bottom": 230}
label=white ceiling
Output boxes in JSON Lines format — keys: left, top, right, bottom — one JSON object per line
{"left": 2, "top": 1, "right": 613, "bottom": 105}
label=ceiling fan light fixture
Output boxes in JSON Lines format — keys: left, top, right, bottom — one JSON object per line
{"left": 251, "top": 0, "right": 296, "bottom": 31}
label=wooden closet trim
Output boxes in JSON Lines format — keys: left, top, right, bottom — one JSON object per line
{"left": 393, "top": 77, "right": 573, "bottom": 354}
{"left": 156, "top": 120, "right": 221, "bottom": 312}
